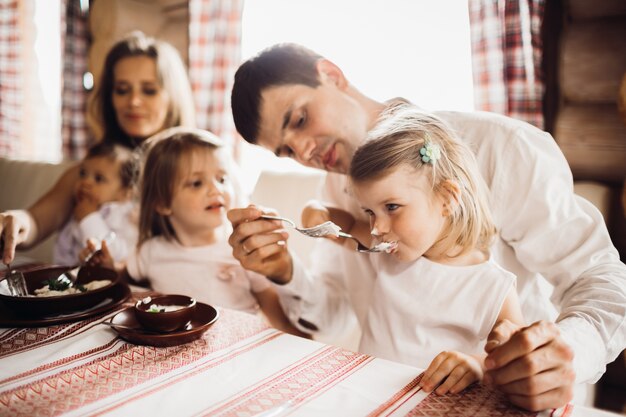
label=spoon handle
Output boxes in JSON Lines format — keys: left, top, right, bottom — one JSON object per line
{"left": 101, "top": 321, "right": 157, "bottom": 334}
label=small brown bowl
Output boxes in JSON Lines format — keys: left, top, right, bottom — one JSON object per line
{"left": 0, "top": 265, "right": 119, "bottom": 317}
{"left": 134, "top": 294, "right": 196, "bottom": 333}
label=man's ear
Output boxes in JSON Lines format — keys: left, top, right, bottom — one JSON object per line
{"left": 316, "top": 59, "right": 348, "bottom": 90}
{"left": 439, "top": 179, "right": 461, "bottom": 216}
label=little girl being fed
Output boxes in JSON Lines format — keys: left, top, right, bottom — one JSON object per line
{"left": 90, "top": 127, "right": 307, "bottom": 337}
{"left": 349, "top": 106, "right": 525, "bottom": 395}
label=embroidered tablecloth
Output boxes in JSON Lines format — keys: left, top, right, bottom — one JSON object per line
{"left": 0, "top": 292, "right": 613, "bottom": 417}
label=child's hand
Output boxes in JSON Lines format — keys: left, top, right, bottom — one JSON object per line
{"left": 80, "top": 238, "right": 115, "bottom": 270}
{"left": 74, "top": 191, "right": 100, "bottom": 221}
{"left": 419, "top": 351, "right": 484, "bottom": 395}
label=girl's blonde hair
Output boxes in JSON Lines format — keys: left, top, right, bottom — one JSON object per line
{"left": 137, "top": 127, "right": 244, "bottom": 247}
{"left": 349, "top": 105, "right": 496, "bottom": 256}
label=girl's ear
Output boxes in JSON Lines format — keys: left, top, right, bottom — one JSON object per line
{"left": 439, "top": 179, "right": 461, "bottom": 217}
{"left": 155, "top": 204, "right": 172, "bottom": 216}
{"left": 316, "top": 59, "right": 348, "bottom": 90}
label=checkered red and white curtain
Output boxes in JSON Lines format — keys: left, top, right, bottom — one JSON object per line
{"left": 469, "top": 0, "right": 545, "bottom": 129}
{"left": 61, "top": 0, "right": 91, "bottom": 159}
{"left": 188, "top": 0, "right": 243, "bottom": 143}
{"left": 0, "top": 0, "right": 21, "bottom": 157}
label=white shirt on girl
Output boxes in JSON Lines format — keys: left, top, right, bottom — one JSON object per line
{"left": 53, "top": 201, "right": 137, "bottom": 266}
{"left": 275, "top": 109, "right": 626, "bottom": 384}
{"left": 126, "top": 236, "right": 271, "bottom": 314}
{"left": 359, "top": 255, "right": 515, "bottom": 369}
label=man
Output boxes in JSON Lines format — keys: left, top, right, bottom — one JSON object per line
{"left": 227, "top": 43, "right": 626, "bottom": 411}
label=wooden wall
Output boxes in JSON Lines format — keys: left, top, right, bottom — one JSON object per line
{"left": 551, "top": 0, "right": 626, "bottom": 183}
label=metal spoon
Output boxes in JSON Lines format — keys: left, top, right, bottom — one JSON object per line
{"left": 101, "top": 320, "right": 192, "bottom": 334}
{"left": 1, "top": 238, "right": 28, "bottom": 296}
{"left": 337, "top": 231, "right": 398, "bottom": 253}
{"left": 101, "top": 321, "right": 160, "bottom": 334}
{"left": 261, "top": 215, "right": 395, "bottom": 253}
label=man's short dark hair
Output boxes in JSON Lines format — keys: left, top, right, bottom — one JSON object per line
{"left": 231, "top": 43, "right": 323, "bottom": 143}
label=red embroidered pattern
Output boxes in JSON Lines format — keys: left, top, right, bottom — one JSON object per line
{"left": 0, "top": 319, "right": 101, "bottom": 358}
{"left": 0, "top": 294, "right": 135, "bottom": 358}
{"left": 406, "top": 382, "right": 538, "bottom": 417}
{"left": 201, "top": 345, "right": 373, "bottom": 417}
{"left": 0, "top": 309, "right": 268, "bottom": 417}
{"left": 92, "top": 331, "right": 283, "bottom": 416}
{"left": 371, "top": 373, "right": 572, "bottom": 417}
{"left": 366, "top": 374, "right": 423, "bottom": 417}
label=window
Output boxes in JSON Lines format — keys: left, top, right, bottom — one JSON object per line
{"left": 27, "top": 0, "right": 62, "bottom": 162}
{"left": 238, "top": 0, "right": 474, "bottom": 193}
{"left": 34, "top": 0, "right": 62, "bottom": 161}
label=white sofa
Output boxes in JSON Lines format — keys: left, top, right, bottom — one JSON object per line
{"left": 0, "top": 158, "right": 74, "bottom": 265}
{"left": 0, "top": 157, "right": 327, "bottom": 266}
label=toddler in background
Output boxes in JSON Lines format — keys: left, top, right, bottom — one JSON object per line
{"left": 348, "top": 106, "right": 525, "bottom": 395}
{"left": 90, "top": 127, "right": 308, "bottom": 337}
{"left": 54, "top": 142, "right": 140, "bottom": 266}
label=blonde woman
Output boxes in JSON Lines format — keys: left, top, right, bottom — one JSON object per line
{"left": 0, "top": 31, "right": 195, "bottom": 265}
{"left": 348, "top": 106, "right": 525, "bottom": 395}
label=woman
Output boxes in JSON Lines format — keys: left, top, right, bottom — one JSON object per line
{"left": 0, "top": 31, "right": 195, "bottom": 265}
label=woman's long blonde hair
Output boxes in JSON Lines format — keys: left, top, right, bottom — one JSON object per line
{"left": 349, "top": 105, "right": 496, "bottom": 256}
{"left": 88, "top": 31, "right": 196, "bottom": 147}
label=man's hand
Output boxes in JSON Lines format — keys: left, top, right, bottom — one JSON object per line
{"left": 484, "top": 320, "right": 576, "bottom": 411}
{"left": 227, "top": 205, "right": 292, "bottom": 284}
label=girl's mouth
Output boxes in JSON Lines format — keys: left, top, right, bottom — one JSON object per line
{"left": 205, "top": 203, "right": 224, "bottom": 211}
{"left": 386, "top": 241, "right": 399, "bottom": 253}
{"left": 377, "top": 241, "right": 398, "bottom": 253}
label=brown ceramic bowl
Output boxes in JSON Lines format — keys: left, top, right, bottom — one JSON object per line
{"left": 134, "top": 294, "right": 196, "bottom": 333}
{"left": 0, "top": 265, "right": 120, "bottom": 317}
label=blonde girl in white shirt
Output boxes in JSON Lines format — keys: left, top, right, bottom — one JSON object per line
{"left": 348, "top": 106, "right": 525, "bottom": 395}
{"left": 89, "top": 127, "right": 307, "bottom": 337}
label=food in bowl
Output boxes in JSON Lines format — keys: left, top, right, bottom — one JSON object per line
{"left": 0, "top": 266, "right": 120, "bottom": 316}
{"left": 134, "top": 295, "right": 196, "bottom": 333}
{"left": 33, "top": 279, "right": 112, "bottom": 297}
{"left": 145, "top": 304, "right": 187, "bottom": 313}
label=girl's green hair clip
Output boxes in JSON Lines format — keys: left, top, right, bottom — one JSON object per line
{"left": 420, "top": 141, "right": 441, "bottom": 164}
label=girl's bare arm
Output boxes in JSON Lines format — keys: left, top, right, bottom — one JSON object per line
{"left": 254, "top": 288, "right": 311, "bottom": 338}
